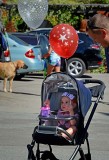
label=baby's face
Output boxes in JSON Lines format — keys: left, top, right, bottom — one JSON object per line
{"left": 61, "top": 96, "right": 71, "bottom": 111}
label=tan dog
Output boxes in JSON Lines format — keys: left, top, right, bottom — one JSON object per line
{"left": 0, "top": 60, "right": 28, "bottom": 92}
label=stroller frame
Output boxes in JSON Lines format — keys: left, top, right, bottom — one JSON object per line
{"left": 27, "top": 73, "right": 105, "bottom": 160}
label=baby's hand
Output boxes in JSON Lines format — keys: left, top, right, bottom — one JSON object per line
{"left": 44, "top": 99, "right": 50, "bottom": 106}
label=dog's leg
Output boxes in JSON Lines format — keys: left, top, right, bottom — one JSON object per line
{"left": 9, "top": 77, "right": 14, "bottom": 93}
{"left": 3, "top": 78, "right": 7, "bottom": 92}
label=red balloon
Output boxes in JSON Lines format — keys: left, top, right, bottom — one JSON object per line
{"left": 49, "top": 24, "right": 78, "bottom": 58}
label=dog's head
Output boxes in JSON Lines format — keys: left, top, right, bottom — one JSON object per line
{"left": 15, "top": 60, "right": 28, "bottom": 69}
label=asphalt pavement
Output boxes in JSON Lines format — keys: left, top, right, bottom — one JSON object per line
{"left": 0, "top": 73, "right": 109, "bottom": 160}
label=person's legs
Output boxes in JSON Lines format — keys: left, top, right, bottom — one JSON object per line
{"left": 47, "top": 64, "right": 54, "bottom": 75}
{"left": 55, "top": 66, "right": 60, "bottom": 72}
{"left": 47, "top": 58, "right": 61, "bottom": 75}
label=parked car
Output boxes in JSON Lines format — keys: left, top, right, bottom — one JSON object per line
{"left": 10, "top": 29, "right": 103, "bottom": 78}
{"left": 4, "top": 33, "right": 44, "bottom": 79}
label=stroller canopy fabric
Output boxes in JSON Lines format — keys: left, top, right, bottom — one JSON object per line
{"left": 42, "top": 73, "right": 92, "bottom": 117}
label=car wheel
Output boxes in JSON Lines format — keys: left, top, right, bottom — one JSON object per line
{"left": 66, "top": 57, "right": 86, "bottom": 78}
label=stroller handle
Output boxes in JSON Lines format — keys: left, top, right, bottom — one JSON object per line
{"left": 82, "top": 79, "right": 106, "bottom": 99}
{"left": 81, "top": 78, "right": 106, "bottom": 142}
{"left": 83, "top": 79, "right": 105, "bottom": 86}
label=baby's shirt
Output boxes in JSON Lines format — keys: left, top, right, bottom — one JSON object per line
{"left": 57, "top": 109, "right": 72, "bottom": 129}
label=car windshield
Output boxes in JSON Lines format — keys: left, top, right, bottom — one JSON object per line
{"left": 7, "top": 34, "right": 30, "bottom": 46}
{"left": 78, "top": 33, "right": 94, "bottom": 45}
{"left": 28, "top": 29, "right": 51, "bottom": 35}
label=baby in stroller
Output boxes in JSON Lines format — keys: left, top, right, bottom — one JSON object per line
{"left": 44, "top": 91, "right": 79, "bottom": 139}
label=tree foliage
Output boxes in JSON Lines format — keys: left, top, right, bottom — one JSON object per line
{"left": 46, "top": 5, "right": 84, "bottom": 29}
{"left": 2, "top": 0, "right": 109, "bottom": 31}
{"left": 48, "top": 0, "right": 109, "bottom": 4}
{"left": 5, "top": 0, "right": 109, "bottom": 4}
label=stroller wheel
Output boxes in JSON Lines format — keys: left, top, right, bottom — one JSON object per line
{"left": 41, "top": 151, "right": 59, "bottom": 160}
{"left": 27, "top": 144, "right": 36, "bottom": 160}
{"left": 79, "top": 153, "right": 91, "bottom": 160}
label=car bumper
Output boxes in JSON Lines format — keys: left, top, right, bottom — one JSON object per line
{"left": 87, "top": 62, "right": 102, "bottom": 70}
{"left": 17, "top": 59, "right": 44, "bottom": 74}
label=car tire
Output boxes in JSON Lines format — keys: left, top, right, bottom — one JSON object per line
{"left": 66, "top": 57, "right": 86, "bottom": 78}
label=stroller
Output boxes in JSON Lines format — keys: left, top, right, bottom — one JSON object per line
{"left": 27, "top": 72, "right": 105, "bottom": 160}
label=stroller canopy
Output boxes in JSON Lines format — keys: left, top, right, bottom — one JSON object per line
{"left": 42, "top": 73, "right": 92, "bottom": 117}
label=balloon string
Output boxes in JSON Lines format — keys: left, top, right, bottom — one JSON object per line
{"left": 43, "top": 59, "right": 47, "bottom": 79}
{"left": 65, "top": 59, "right": 67, "bottom": 73}
{"left": 65, "top": 59, "right": 70, "bottom": 89}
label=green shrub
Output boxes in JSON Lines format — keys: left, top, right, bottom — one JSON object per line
{"left": 91, "top": 47, "right": 106, "bottom": 73}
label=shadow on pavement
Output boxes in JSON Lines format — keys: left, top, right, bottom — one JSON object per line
{"left": 99, "top": 101, "right": 109, "bottom": 106}
{"left": 14, "top": 78, "right": 34, "bottom": 82}
{"left": 12, "top": 91, "right": 41, "bottom": 96}
{"left": 98, "top": 112, "right": 109, "bottom": 116}
{"left": 25, "top": 76, "right": 44, "bottom": 79}
{"left": 26, "top": 72, "right": 93, "bottom": 79}
{"left": 81, "top": 74, "right": 92, "bottom": 78}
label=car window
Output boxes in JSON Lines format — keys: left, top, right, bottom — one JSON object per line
{"left": 7, "top": 34, "right": 29, "bottom": 46}
{"left": 78, "top": 33, "right": 94, "bottom": 45}
{"left": 11, "top": 33, "right": 39, "bottom": 46}
{"left": 37, "top": 30, "right": 50, "bottom": 35}
{"left": 18, "top": 36, "right": 38, "bottom": 45}
{"left": 76, "top": 33, "right": 93, "bottom": 53}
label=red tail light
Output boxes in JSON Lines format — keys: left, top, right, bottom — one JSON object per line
{"left": 4, "top": 50, "right": 10, "bottom": 57}
{"left": 25, "top": 49, "right": 35, "bottom": 58}
{"left": 97, "top": 61, "right": 102, "bottom": 65}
